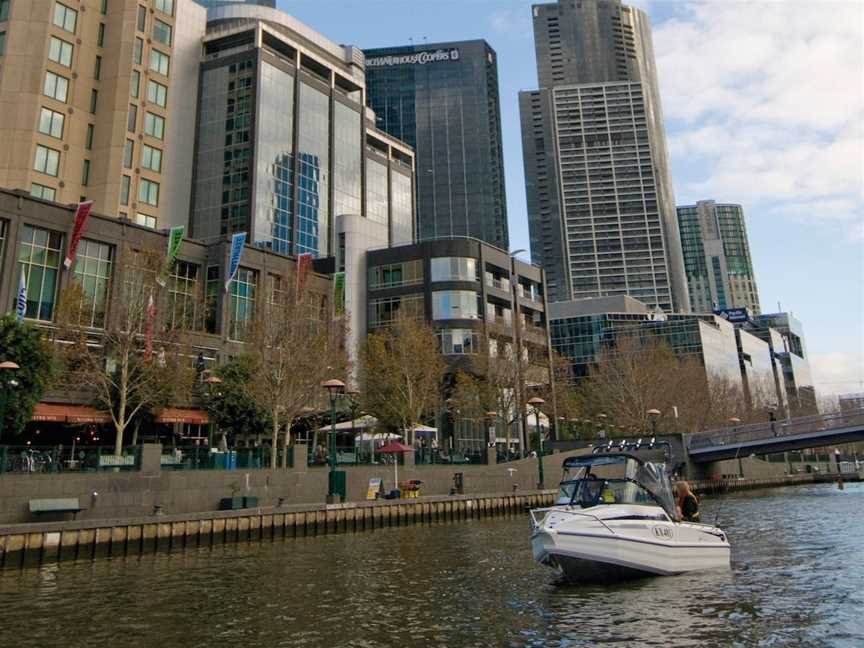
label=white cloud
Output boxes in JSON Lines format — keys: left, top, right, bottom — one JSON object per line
{"left": 809, "top": 351, "right": 864, "bottom": 397}
{"left": 654, "top": 1, "right": 864, "bottom": 227}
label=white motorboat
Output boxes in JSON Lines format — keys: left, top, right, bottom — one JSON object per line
{"left": 530, "top": 448, "right": 730, "bottom": 582}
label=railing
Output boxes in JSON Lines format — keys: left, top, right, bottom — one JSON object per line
{"left": 160, "top": 446, "right": 293, "bottom": 470}
{"left": 416, "top": 449, "right": 487, "bottom": 465}
{"left": 0, "top": 445, "right": 141, "bottom": 474}
{"left": 688, "top": 408, "right": 864, "bottom": 451}
{"left": 307, "top": 445, "right": 404, "bottom": 467}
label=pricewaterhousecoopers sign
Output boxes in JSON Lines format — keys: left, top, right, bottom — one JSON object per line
{"left": 366, "top": 49, "right": 460, "bottom": 67}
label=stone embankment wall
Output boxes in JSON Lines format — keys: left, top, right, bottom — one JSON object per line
{"left": 0, "top": 444, "right": 578, "bottom": 524}
{"left": 0, "top": 491, "right": 556, "bottom": 569}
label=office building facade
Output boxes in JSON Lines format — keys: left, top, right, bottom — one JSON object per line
{"left": 364, "top": 40, "right": 509, "bottom": 250}
{"left": 519, "top": 0, "right": 688, "bottom": 312}
{"left": 677, "top": 201, "right": 761, "bottom": 314}
{"left": 191, "top": 4, "right": 415, "bottom": 260}
{"left": 0, "top": 0, "right": 206, "bottom": 230}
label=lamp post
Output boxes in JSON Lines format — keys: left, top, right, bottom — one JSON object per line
{"left": 528, "top": 396, "right": 546, "bottom": 489}
{"left": 509, "top": 248, "right": 528, "bottom": 458}
{"left": 322, "top": 378, "right": 345, "bottom": 503}
{"left": 0, "top": 361, "right": 21, "bottom": 445}
{"left": 204, "top": 375, "right": 223, "bottom": 449}
{"left": 647, "top": 408, "right": 661, "bottom": 436}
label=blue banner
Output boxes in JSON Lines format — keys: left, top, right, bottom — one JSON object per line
{"left": 16, "top": 272, "right": 27, "bottom": 321}
{"left": 224, "top": 232, "right": 247, "bottom": 292}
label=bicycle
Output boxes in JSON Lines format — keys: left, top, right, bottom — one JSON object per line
{"left": 11, "top": 449, "right": 53, "bottom": 474}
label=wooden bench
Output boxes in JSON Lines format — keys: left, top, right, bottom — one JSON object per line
{"left": 29, "top": 498, "right": 84, "bottom": 519}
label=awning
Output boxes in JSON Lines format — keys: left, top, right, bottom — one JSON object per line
{"left": 156, "top": 408, "right": 209, "bottom": 425}
{"left": 31, "top": 403, "right": 112, "bottom": 424}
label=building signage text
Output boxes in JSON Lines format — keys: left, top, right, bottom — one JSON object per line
{"left": 366, "top": 49, "right": 460, "bottom": 68}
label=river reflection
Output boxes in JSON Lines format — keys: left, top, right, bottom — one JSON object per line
{"left": 0, "top": 483, "right": 861, "bottom": 647}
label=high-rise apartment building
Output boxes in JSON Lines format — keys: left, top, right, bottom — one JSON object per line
{"left": 191, "top": 4, "right": 415, "bottom": 259}
{"left": 364, "top": 40, "right": 509, "bottom": 250}
{"left": 676, "top": 200, "right": 761, "bottom": 314}
{"left": 194, "top": 0, "right": 275, "bottom": 9}
{"left": 519, "top": 0, "right": 688, "bottom": 312}
{"left": 0, "top": 0, "right": 206, "bottom": 230}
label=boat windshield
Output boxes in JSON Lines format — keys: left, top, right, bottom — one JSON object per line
{"left": 557, "top": 455, "right": 677, "bottom": 517}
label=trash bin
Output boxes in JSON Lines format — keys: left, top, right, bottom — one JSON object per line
{"left": 452, "top": 472, "right": 464, "bottom": 495}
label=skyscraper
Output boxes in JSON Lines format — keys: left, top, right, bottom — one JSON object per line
{"left": 677, "top": 201, "right": 761, "bottom": 314}
{"left": 0, "top": 0, "right": 206, "bottom": 230}
{"left": 519, "top": 0, "right": 689, "bottom": 312}
{"left": 364, "top": 40, "right": 509, "bottom": 250}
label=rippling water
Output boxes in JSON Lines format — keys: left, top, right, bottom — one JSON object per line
{"left": 0, "top": 483, "right": 862, "bottom": 647}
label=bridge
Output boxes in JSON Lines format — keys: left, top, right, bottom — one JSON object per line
{"left": 686, "top": 408, "right": 864, "bottom": 463}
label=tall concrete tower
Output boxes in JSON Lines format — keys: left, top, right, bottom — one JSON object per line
{"left": 520, "top": 0, "right": 689, "bottom": 312}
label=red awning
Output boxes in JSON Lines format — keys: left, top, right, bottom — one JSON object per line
{"left": 156, "top": 408, "right": 210, "bottom": 425}
{"left": 31, "top": 403, "right": 112, "bottom": 424}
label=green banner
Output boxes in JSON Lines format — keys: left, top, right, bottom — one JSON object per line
{"left": 334, "top": 272, "right": 345, "bottom": 315}
{"left": 156, "top": 226, "right": 185, "bottom": 286}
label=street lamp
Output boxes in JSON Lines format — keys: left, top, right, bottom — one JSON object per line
{"left": 322, "top": 378, "right": 345, "bottom": 503}
{"left": 596, "top": 413, "right": 607, "bottom": 440}
{"left": 528, "top": 396, "right": 546, "bottom": 489}
{"left": 0, "top": 361, "right": 21, "bottom": 444}
{"left": 647, "top": 408, "right": 661, "bottom": 436}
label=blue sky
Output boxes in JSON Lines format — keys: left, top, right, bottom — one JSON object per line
{"left": 277, "top": 0, "right": 864, "bottom": 399}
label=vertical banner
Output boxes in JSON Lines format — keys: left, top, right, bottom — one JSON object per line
{"left": 224, "top": 232, "right": 247, "bottom": 292}
{"left": 144, "top": 294, "right": 156, "bottom": 360}
{"left": 16, "top": 272, "right": 27, "bottom": 322}
{"left": 296, "top": 253, "right": 313, "bottom": 300}
{"left": 63, "top": 200, "right": 94, "bottom": 269}
{"left": 156, "top": 226, "right": 185, "bottom": 287}
{"left": 333, "top": 272, "right": 346, "bottom": 316}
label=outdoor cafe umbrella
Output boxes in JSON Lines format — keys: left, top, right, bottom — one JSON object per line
{"left": 376, "top": 441, "right": 414, "bottom": 492}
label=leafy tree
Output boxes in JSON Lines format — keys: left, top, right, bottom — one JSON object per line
{"left": 205, "top": 356, "right": 272, "bottom": 447}
{"left": 361, "top": 314, "right": 447, "bottom": 444}
{"left": 0, "top": 316, "right": 54, "bottom": 439}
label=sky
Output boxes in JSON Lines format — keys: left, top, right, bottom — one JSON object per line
{"left": 277, "top": 0, "right": 864, "bottom": 399}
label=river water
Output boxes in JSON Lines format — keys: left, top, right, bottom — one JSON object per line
{"left": 0, "top": 483, "right": 861, "bottom": 647}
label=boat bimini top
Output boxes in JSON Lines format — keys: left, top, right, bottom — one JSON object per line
{"left": 557, "top": 453, "right": 678, "bottom": 520}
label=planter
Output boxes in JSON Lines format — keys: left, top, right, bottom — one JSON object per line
{"left": 219, "top": 496, "right": 244, "bottom": 511}
{"left": 242, "top": 496, "right": 259, "bottom": 508}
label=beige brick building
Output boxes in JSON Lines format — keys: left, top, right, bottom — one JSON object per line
{"left": 0, "top": 0, "right": 205, "bottom": 229}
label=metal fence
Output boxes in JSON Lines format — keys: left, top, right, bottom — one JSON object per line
{"left": 688, "top": 408, "right": 864, "bottom": 451}
{"left": 160, "top": 446, "right": 293, "bottom": 470}
{"left": 0, "top": 445, "right": 141, "bottom": 474}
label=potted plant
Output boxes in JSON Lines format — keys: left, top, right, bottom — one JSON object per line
{"left": 220, "top": 482, "right": 244, "bottom": 510}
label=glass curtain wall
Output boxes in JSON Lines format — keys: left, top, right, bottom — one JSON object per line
{"left": 366, "top": 157, "right": 389, "bottom": 225}
{"left": 333, "top": 102, "right": 362, "bottom": 217}
{"left": 296, "top": 82, "right": 330, "bottom": 256}
{"left": 391, "top": 170, "right": 413, "bottom": 244}
{"left": 18, "top": 225, "right": 63, "bottom": 322}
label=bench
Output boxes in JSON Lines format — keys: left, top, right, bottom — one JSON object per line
{"left": 29, "top": 498, "right": 84, "bottom": 519}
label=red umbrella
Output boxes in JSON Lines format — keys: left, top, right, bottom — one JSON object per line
{"left": 376, "top": 442, "right": 414, "bottom": 493}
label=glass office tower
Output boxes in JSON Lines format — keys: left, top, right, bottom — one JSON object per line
{"left": 364, "top": 40, "right": 509, "bottom": 250}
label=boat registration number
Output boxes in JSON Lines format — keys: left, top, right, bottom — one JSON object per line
{"left": 652, "top": 526, "right": 674, "bottom": 540}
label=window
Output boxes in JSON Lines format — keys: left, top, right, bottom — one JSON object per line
{"left": 205, "top": 265, "right": 219, "bottom": 333}
{"left": 120, "top": 175, "right": 130, "bottom": 205}
{"left": 123, "top": 139, "right": 134, "bottom": 168}
{"left": 149, "top": 49, "right": 169, "bottom": 76}
{"left": 437, "top": 329, "right": 481, "bottom": 355}
{"left": 94, "top": 55, "right": 102, "bottom": 80}
{"left": 31, "top": 184, "right": 57, "bottom": 201}
{"left": 34, "top": 145, "right": 60, "bottom": 176}
{"left": 100, "top": 0, "right": 107, "bottom": 15}
{"left": 368, "top": 260, "right": 423, "bottom": 289}
{"left": 228, "top": 268, "right": 257, "bottom": 341}
{"left": 141, "top": 144, "right": 162, "bottom": 172}
{"left": 153, "top": 19, "right": 172, "bottom": 46}
{"left": 138, "top": 178, "right": 159, "bottom": 206}
{"left": 97, "top": 23, "right": 105, "bottom": 47}
{"left": 133, "top": 37, "right": 143, "bottom": 65}
{"left": 127, "top": 103, "right": 137, "bottom": 132}
{"left": 0, "top": 0, "right": 9, "bottom": 22}
{"left": 147, "top": 79, "right": 167, "bottom": 107}
{"left": 167, "top": 262, "right": 200, "bottom": 330}
{"left": 85, "top": 124, "right": 94, "bottom": 150}
{"left": 130, "top": 70, "right": 140, "bottom": 99}
{"left": 18, "top": 225, "right": 64, "bottom": 322}
{"left": 89, "top": 89, "right": 98, "bottom": 113}
{"left": 0, "top": 31, "right": 5, "bottom": 57}
{"left": 43, "top": 71, "right": 69, "bottom": 102}
{"left": 368, "top": 294, "right": 424, "bottom": 328}
{"left": 48, "top": 37, "right": 73, "bottom": 67}
{"left": 71, "top": 239, "right": 112, "bottom": 328}
{"left": 52, "top": 3, "right": 77, "bottom": 33}
{"left": 155, "top": 0, "right": 173, "bottom": 16}
{"left": 135, "top": 213, "right": 156, "bottom": 228}
{"left": 81, "top": 159, "right": 90, "bottom": 186}
{"left": 144, "top": 112, "right": 164, "bottom": 139}
{"left": 431, "top": 257, "right": 478, "bottom": 282}
{"left": 432, "top": 290, "right": 480, "bottom": 320}
{"left": 38, "top": 107, "right": 64, "bottom": 139}
{"left": 136, "top": 5, "right": 146, "bottom": 32}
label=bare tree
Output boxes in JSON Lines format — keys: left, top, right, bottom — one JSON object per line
{"left": 240, "top": 277, "right": 349, "bottom": 469}
{"left": 361, "top": 314, "right": 447, "bottom": 444}
{"left": 56, "top": 247, "right": 195, "bottom": 456}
